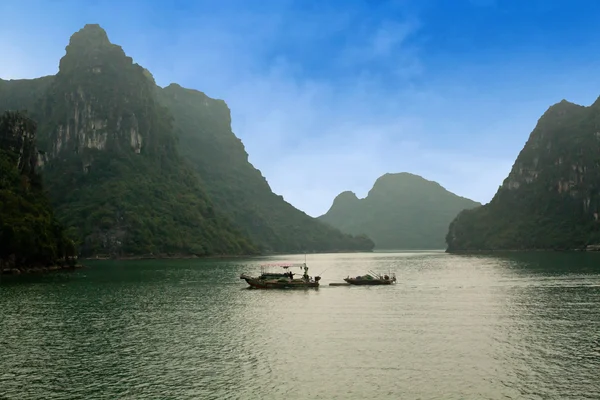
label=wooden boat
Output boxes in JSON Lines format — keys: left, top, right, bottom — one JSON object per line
{"left": 240, "top": 263, "right": 321, "bottom": 289}
{"left": 344, "top": 271, "right": 396, "bottom": 285}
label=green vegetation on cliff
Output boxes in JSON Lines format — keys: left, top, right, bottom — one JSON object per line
{"left": 446, "top": 99, "right": 600, "bottom": 251}
{"left": 0, "top": 111, "right": 75, "bottom": 269}
{"left": 1, "top": 24, "right": 256, "bottom": 257}
{"left": 319, "top": 173, "right": 480, "bottom": 249}
{"left": 158, "top": 84, "right": 375, "bottom": 253}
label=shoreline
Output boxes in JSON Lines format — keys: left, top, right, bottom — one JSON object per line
{"left": 80, "top": 249, "right": 375, "bottom": 261}
{"left": 445, "top": 247, "right": 597, "bottom": 254}
{"left": 1, "top": 264, "right": 86, "bottom": 276}
{"left": 1, "top": 250, "right": 377, "bottom": 275}
{"left": 81, "top": 254, "right": 256, "bottom": 261}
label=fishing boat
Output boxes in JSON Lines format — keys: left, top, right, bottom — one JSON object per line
{"left": 343, "top": 270, "right": 396, "bottom": 285}
{"left": 240, "top": 263, "right": 321, "bottom": 289}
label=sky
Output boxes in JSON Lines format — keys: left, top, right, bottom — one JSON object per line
{"left": 2, "top": 0, "right": 600, "bottom": 216}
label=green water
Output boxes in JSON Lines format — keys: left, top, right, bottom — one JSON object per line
{"left": 1, "top": 251, "right": 600, "bottom": 399}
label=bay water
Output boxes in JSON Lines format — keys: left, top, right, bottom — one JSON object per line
{"left": 1, "top": 251, "right": 599, "bottom": 399}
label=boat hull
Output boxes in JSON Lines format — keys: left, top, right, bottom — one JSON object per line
{"left": 241, "top": 275, "right": 319, "bottom": 289}
{"left": 343, "top": 278, "right": 394, "bottom": 285}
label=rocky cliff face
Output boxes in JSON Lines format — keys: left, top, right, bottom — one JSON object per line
{"left": 446, "top": 98, "right": 600, "bottom": 251}
{"left": 0, "top": 111, "right": 37, "bottom": 176}
{"left": 1, "top": 24, "right": 257, "bottom": 257}
{"left": 319, "top": 172, "right": 480, "bottom": 249}
{"left": 40, "top": 24, "right": 165, "bottom": 161}
{"left": 0, "top": 111, "right": 74, "bottom": 269}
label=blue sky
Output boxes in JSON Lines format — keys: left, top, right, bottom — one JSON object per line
{"left": 2, "top": 0, "right": 600, "bottom": 216}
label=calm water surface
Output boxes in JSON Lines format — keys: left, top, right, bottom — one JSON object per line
{"left": 1, "top": 251, "right": 600, "bottom": 399}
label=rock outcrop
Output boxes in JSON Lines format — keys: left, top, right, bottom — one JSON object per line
{"left": 41, "top": 24, "right": 165, "bottom": 159}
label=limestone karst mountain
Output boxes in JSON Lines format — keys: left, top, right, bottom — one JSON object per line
{"left": 447, "top": 99, "right": 600, "bottom": 251}
{"left": 319, "top": 172, "right": 480, "bottom": 249}
{"left": 0, "top": 24, "right": 374, "bottom": 256}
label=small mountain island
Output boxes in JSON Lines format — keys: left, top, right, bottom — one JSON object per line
{"left": 0, "top": 24, "right": 375, "bottom": 262}
{"left": 446, "top": 98, "right": 600, "bottom": 252}
{"left": 319, "top": 173, "right": 480, "bottom": 249}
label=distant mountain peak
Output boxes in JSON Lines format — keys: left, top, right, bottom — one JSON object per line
{"left": 380, "top": 172, "right": 422, "bottom": 178}
{"left": 332, "top": 190, "right": 359, "bottom": 203}
{"left": 67, "top": 24, "right": 112, "bottom": 49}
{"left": 59, "top": 24, "right": 131, "bottom": 75}
{"left": 373, "top": 172, "right": 431, "bottom": 184}
{"left": 541, "top": 99, "right": 583, "bottom": 118}
{"left": 368, "top": 172, "right": 444, "bottom": 198}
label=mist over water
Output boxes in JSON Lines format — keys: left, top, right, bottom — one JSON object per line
{"left": 1, "top": 252, "right": 599, "bottom": 399}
